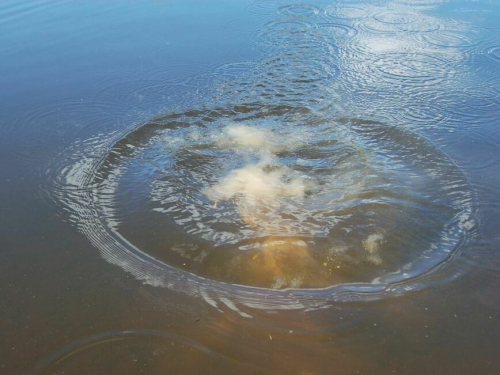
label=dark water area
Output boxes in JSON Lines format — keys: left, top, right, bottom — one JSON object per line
{"left": 1, "top": 0, "right": 500, "bottom": 373}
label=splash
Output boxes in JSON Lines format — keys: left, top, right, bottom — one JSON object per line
{"left": 204, "top": 124, "right": 310, "bottom": 232}
{"left": 362, "top": 233, "right": 384, "bottom": 265}
{"left": 217, "top": 124, "right": 274, "bottom": 154}
{"left": 204, "top": 124, "right": 318, "bottom": 288}
{"left": 206, "top": 164, "right": 307, "bottom": 204}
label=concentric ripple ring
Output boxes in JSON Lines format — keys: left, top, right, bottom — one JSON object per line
{"left": 49, "top": 102, "right": 476, "bottom": 312}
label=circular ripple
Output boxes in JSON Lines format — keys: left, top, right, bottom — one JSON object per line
{"left": 358, "top": 11, "right": 421, "bottom": 35}
{"left": 317, "top": 22, "right": 358, "bottom": 38}
{"left": 245, "top": 1, "right": 279, "bottom": 16}
{"left": 373, "top": 12, "right": 419, "bottom": 25}
{"left": 421, "top": 31, "right": 478, "bottom": 48}
{"left": 253, "top": 20, "right": 312, "bottom": 47}
{"left": 8, "top": 98, "right": 129, "bottom": 169}
{"left": 400, "top": 103, "right": 450, "bottom": 128}
{"left": 432, "top": 86, "right": 500, "bottom": 124}
{"left": 486, "top": 46, "right": 500, "bottom": 62}
{"left": 358, "top": 19, "right": 401, "bottom": 35}
{"left": 326, "top": 4, "right": 373, "bottom": 20}
{"left": 50, "top": 102, "right": 475, "bottom": 309}
{"left": 255, "top": 54, "right": 339, "bottom": 85}
{"left": 464, "top": 85, "right": 500, "bottom": 107}
{"left": 394, "top": 0, "right": 448, "bottom": 8}
{"left": 278, "top": 4, "right": 321, "bottom": 17}
{"left": 393, "top": 16, "right": 442, "bottom": 32}
{"left": 95, "top": 63, "right": 208, "bottom": 108}
{"left": 371, "top": 53, "right": 455, "bottom": 87}
{"left": 34, "top": 330, "right": 251, "bottom": 374}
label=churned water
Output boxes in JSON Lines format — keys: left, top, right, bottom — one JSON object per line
{"left": 1, "top": 0, "right": 500, "bottom": 374}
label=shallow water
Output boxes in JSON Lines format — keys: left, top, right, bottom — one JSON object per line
{"left": 1, "top": 0, "right": 500, "bottom": 373}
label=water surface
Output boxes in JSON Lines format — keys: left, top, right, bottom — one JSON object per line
{"left": 1, "top": 0, "right": 500, "bottom": 374}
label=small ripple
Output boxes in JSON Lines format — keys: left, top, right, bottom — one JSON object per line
{"left": 33, "top": 329, "right": 258, "bottom": 374}
{"left": 370, "top": 53, "right": 456, "bottom": 87}
{"left": 277, "top": 4, "right": 321, "bottom": 17}
{"left": 399, "top": 103, "right": 450, "bottom": 128}
{"left": 326, "top": 4, "right": 374, "bottom": 20}
{"left": 464, "top": 85, "right": 500, "bottom": 108}
{"left": 373, "top": 12, "right": 419, "bottom": 25}
{"left": 356, "top": 11, "right": 431, "bottom": 35}
{"left": 433, "top": 86, "right": 500, "bottom": 123}
{"left": 393, "top": 0, "right": 448, "bottom": 8}
{"left": 444, "top": 128, "right": 500, "bottom": 174}
{"left": 245, "top": 0, "right": 279, "bottom": 16}
{"left": 96, "top": 63, "right": 209, "bottom": 106}
{"left": 7, "top": 99, "right": 128, "bottom": 171}
{"left": 358, "top": 19, "right": 402, "bottom": 35}
{"left": 0, "top": 0, "right": 63, "bottom": 28}
{"left": 253, "top": 20, "right": 312, "bottom": 46}
{"left": 255, "top": 55, "right": 339, "bottom": 85}
{"left": 393, "top": 16, "right": 442, "bottom": 33}
{"left": 485, "top": 46, "right": 500, "bottom": 63}
{"left": 420, "top": 31, "right": 478, "bottom": 48}
{"left": 317, "top": 22, "right": 358, "bottom": 38}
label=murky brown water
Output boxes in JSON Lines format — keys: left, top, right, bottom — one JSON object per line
{"left": 1, "top": 0, "right": 500, "bottom": 374}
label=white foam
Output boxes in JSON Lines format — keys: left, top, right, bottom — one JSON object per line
{"left": 205, "top": 163, "right": 307, "bottom": 203}
{"left": 219, "top": 124, "right": 272, "bottom": 151}
{"left": 216, "top": 124, "right": 301, "bottom": 155}
{"left": 205, "top": 123, "right": 311, "bottom": 235}
{"left": 362, "top": 233, "right": 384, "bottom": 265}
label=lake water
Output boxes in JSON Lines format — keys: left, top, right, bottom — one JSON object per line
{"left": 1, "top": 0, "right": 500, "bottom": 373}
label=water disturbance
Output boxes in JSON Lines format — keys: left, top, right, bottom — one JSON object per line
{"left": 49, "top": 0, "right": 476, "bottom": 308}
{"left": 3, "top": 0, "right": 500, "bottom": 373}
